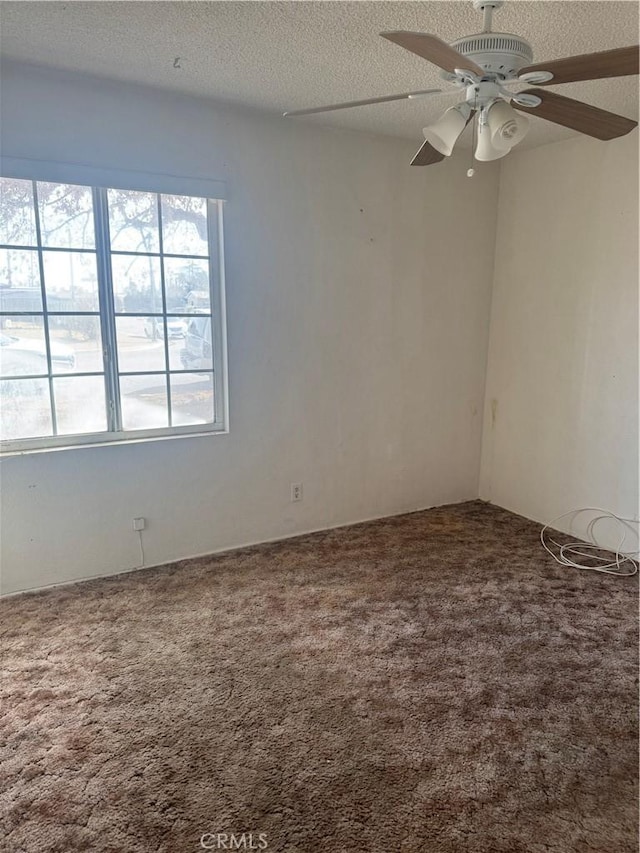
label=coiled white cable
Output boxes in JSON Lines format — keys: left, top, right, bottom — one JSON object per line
{"left": 540, "top": 508, "right": 639, "bottom": 577}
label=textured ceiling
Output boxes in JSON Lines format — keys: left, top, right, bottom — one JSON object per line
{"left": 0, "top": 1, "right": 638, "bottom": 150}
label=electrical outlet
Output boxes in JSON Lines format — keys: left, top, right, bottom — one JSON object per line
{"left": 133, "top": 517, "right": 146, "bottom": 531}
{"left": 291, "top": 483, "right": 303, "bottom": 502}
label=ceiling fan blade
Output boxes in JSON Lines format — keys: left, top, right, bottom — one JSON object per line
{"left": 410, "top": 140, "right": 446, "bottom": 166}
{"left": 519, "top": 45, "right": 639, "bottom": 86}
{"left": 381, "top": 31, "right": 483, "bottom": 77}
{"left": 512, "top": 88, "right": 638, "bottom": 140}
{"left": 283, "top": 88, "right": 441, "bottom": 117}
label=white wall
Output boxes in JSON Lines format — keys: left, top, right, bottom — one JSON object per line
{"left": 480, "top": 132, "right": 639, "bottom": 547}
{"left": 0, "top": 61, "right": 499, "bottom": 594}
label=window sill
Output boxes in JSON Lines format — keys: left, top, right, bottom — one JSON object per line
{"left": 0, "top": 423, "right": 229, "bottom": 456}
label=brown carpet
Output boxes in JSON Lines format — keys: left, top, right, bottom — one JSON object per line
{"left": 1, "top": 501, "right": 638, "bottom": 853}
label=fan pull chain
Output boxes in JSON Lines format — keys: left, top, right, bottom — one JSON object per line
{"left": 468, "top": 100, "right": 478, "bottom": 177}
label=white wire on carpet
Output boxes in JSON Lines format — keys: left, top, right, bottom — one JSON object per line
{"left": 540, "top": 508, "right": 639, "bottom": 577}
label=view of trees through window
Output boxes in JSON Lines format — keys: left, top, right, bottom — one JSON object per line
{"left": 0, "top": 178, "right": 224, "bottom": 446}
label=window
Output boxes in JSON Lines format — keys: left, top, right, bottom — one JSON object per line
{"left": 0, "top": 177, "right": 227, "bottom": 452}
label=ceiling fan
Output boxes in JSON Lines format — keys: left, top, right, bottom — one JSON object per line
{"left": 283, "top": 0, "right": 639, "bottom": 166}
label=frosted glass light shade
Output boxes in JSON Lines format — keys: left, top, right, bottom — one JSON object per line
{"left": 423, "top": 104, "right": 472, "bottom": 157}
{"left": 488, "top": 100, "right": 529, "bottom": 149}
{"left": 475, "top": 122, "right": 510, "bottom": 161}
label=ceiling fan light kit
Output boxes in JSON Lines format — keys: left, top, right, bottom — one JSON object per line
{"left": 283, "top": 1, "right": 638, "bottom": 168}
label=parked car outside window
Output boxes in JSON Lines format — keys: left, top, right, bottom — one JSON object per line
{"left": 144, "top": 317, "right": 187, "bottom": 340}
{"left": 180, "top": 316, "right": 212, "bottom": 370}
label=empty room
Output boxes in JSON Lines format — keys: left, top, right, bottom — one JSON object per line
{"left": 0, "top": 2, "right": 638, "bottom": 851}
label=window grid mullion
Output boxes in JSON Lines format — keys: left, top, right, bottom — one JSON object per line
{"left": 0, "top": 311, "right": 102, "bottom": 317}
{"left": 92, "top": 187, "right": 122, "bottom": 432}
{"left": 31, "top": 181, "right": 58, "bottom": 436}
{"left": 156, "top": 194, "right": 173, "bottom": 427}
{"left": 208, "top": 199, "right": 226, "bottom": 428}
{"left": 0, "top": 244, "right": 209, "bottom": 261}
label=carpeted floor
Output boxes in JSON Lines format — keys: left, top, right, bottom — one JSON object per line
{"left": 1, "top": 501, "right": 638, "bottom": 853}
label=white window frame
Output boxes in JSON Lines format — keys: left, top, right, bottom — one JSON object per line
{"left": 0, "top": 160, "right": 229, "bottom": 455}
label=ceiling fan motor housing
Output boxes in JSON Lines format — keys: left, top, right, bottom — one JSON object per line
{"left": 448, "top": 32, "right": 534, "bottom": 80}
